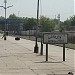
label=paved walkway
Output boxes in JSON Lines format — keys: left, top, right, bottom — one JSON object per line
{"left": 0, "top": 34, "right": 75, "bottom": 75}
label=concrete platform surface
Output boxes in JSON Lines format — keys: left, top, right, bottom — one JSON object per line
{"left": 0, "top": 34, "right": 75, "bottom": 75}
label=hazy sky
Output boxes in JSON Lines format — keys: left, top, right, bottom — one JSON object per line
{"left": 0, "top": 0, "right": 74, "bottom": 21}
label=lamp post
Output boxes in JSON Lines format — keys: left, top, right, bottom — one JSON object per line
{"left": 0, "top": 0, "right": 13, "bottom": 40}
{"left": 40, "top": 27, "right": 43, "bottom": 55}
{"left": 34, "top": 0, "right": 39, "bottom": 53}
{"left": 4, "top": 0, "right": 7, "bottom": 40}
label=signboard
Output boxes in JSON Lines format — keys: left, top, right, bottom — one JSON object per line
{"left": 43, "top": 33, "right": 68, "bottom": 44}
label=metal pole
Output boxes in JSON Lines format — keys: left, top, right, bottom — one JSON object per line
{"left": 40, "top": 32, "right": 43, "bottom": 55}
{"left": 63, "top": 44, "right": 65, "bottom": 61}
{"left": 34, "top": 0, "right": 39, "bottom": 53}
{"left": 0, "top": 0, "right": 13, "bottom": 40}
{"left": 46, "top": 44, "right": 48, "bottom": 61}
{"left": 4, "top": 0, "right": 7, "bottom": 40}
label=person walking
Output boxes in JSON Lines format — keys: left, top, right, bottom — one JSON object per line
{"left": 1, "top": 33, "right": 6, "bottom": 40}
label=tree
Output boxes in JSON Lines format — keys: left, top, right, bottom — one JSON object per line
{"left": 23, "top": 18, "right": 36, "bottom": 31}
{"left": 70, "top": 15, "right": 75, "bottom": 26}
{"left": 8, "top": 14, "right": 17, "bottom": 32}
{"left": 40, "top": 16, "right": 55, "bottom": 32}
{"left": 0, "top": 16, "right": 5, "bottom": 30}
{"left": 63, "top": 15, "right": 75, "bottom": 31}
{"left": 8, "top": 14, "right": 25, "bottom": 34}
{"left": 0, "top": 16, "right": 4, "bottom": 19}
{"left": 64, "top": 15, "right": 75, "bottom": 26}
{"left": 9, "top": 13, "right": 17, "bottom": 19}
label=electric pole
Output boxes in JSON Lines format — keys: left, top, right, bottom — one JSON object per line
{"left": 0, "top": 0, "right": 13, "bottom": 40}
{"left": 34, "top": 0, "right": 39, "bottom": 53}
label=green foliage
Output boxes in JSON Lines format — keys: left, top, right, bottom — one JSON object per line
{"left": 7, "top": 14, "right": 18, "bottom": 31}
{"left": 23, "top": 18, "right": 36, "bottom": 30}
{"left": 8, "top": 13, "right": 17, "bottom": 19}
{"left": 63, "top": 15, "right": 75, "bottom": 31}
{"left": 64, "top": 19, "right": 70, "bottom": 25}
{"left": 0, "top": 16, "right": 5, "bottom": 30}
{"left": 1, "top": 13, "right": 75, "bottom": 32}
{"left": 70, "top": 15, "right": 75, "bottom": 26}
{"left": 40, "top": 16, "right": 55, "bottom": 32}
{"left": 60, "top": 25, "right": 64, "bottom": 32}
{"left": 64, "top": 15, "right": 75, "bottom": 26}
{"left": 0, "top": 16, "right": 4, "bottom": 19}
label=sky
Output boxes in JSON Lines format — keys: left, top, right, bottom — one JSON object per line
{"left": 0, "top": 0, "right": 74, "bottom": 21}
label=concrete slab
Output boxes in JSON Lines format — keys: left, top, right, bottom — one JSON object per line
{"left": 0, "top": 34, "right": 75, "bottom": 75}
